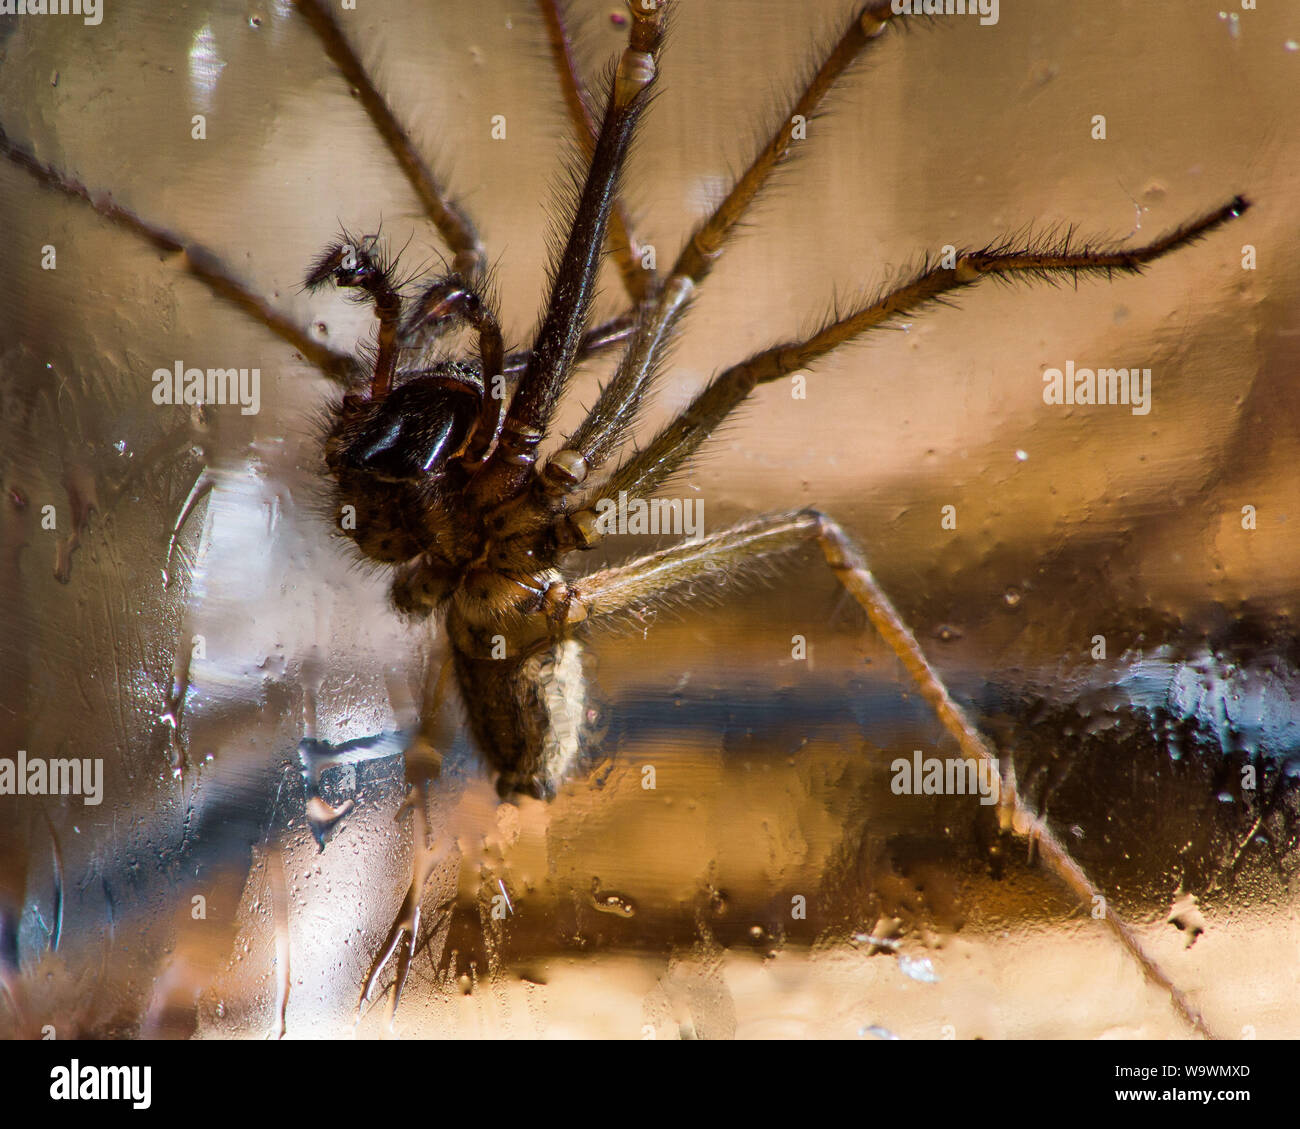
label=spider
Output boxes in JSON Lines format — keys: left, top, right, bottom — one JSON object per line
{"left": 293, "top": 0, "right": 1248, "bottom": 1026}
{"left": 0, "top": 0, "right": 1268, "bottom": 1039}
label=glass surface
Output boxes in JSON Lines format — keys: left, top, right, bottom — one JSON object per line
{"left": 1, "top": 0, "right": 1297, "bottom": 1039}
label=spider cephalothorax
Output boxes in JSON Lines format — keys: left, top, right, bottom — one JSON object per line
{"left": 304, "top": 237, "right": 494, "bottom": 609}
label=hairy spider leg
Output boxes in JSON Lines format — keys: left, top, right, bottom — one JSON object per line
{"left": 554, "top": 3, "right": 908, "bottom": 489}
{"left": 468, "top": 3, "right": 667, "bottom": 505}
{"left": 486, "top": 1, "right": 910, "bottom": 542}
{"left": 565, "top": 508, "right": 1217, "bottom": 1038}
{"left": 537, "top": 0, "right": 656, "bottom": 304}
{"left": 294, "top": 0, "right": 486, "bottom": 279}
{"left": 0, "top": 124, "right": 356, "bottom": 382}
{"left": 583, "top": 198, "right": 1248, "bottom": 509}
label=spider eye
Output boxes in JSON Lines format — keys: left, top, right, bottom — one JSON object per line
{"left": 330, "top": 377, "right": 479, "bottom": 481}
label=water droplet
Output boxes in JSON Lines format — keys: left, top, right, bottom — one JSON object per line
{"left": 591, "top": 878, "right": 636, "bottom": 917}
{"left": 1004, "top": 586, "right": 1022, "bottom": 608}
{"left": 852, "top": 932, "right": 900, "bottom": 952}
{"left": 189, "top": 24, "right": 226, "bottom": 110}
{"left": 897, "top": 953, "right": 940, "bottom": 983}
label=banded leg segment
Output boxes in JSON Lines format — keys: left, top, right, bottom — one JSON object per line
{"left": 588, "top": 198, "right": 1249, "bottom": 506}
{"left": 570, "top": 508, "right": 1216, "bottom": 1038}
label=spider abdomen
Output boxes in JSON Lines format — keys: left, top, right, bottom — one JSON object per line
{"left": 453, "top": 637, "right": 593, "bottom": 800}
